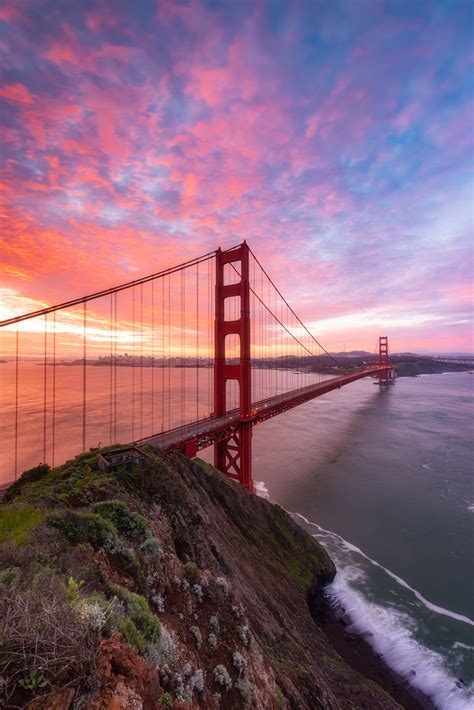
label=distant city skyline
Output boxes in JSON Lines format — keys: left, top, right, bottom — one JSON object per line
{"left": 0, "top": 0, "right": 472, "bottom": 354}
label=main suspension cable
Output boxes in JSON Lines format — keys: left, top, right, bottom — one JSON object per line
{"left": 248, "top": 247, "right": 340, "bottom": 366}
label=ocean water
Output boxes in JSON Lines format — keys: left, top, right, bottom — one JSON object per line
{"left": 248, "top": 372, "right": 474, "bottom": 709}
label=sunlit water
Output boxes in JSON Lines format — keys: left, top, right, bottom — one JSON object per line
{"left": 1, "top": 364, "right": 473, "bottom": 708}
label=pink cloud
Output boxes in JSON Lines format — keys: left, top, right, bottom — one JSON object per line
{"left": 0, "top": 83, "right": 35, "bottom": 105}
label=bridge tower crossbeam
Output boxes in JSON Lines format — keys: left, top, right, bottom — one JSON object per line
{"left": 214, "top": 242, "right": 253, "bottom": 492}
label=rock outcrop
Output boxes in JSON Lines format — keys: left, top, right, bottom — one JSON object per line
{"left": 0, "top": 446, "right": 401, "bottom": 708}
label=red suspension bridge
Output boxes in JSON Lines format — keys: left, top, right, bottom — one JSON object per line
{"left": 0, "top": 242, "right": 393, "bottom": 492}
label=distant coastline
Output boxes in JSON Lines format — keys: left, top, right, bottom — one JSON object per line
{"left": 4, "top": 354, "right": 473, "bottom": 378}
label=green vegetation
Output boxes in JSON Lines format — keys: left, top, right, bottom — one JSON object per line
{"left": 109, "top": 583, "right": 160, "bottom": 643}
{"left": 4, "top": 459, "right": 117, "bottom": 507}
{"left": 48, "top": 510, "right": 117, "bottom": 548}
{"left": 226, "top": 531, "right": 251, "bottom": 561}
{"left": 113, "top": 614, "right": 147, "bottom": 654}
{"left": 268, "top": 504, "right": 327, "bottom": 589}
{"left": 93, "top": 500, "right": 148, "bottom": 539}
{"left": 0, "top": 443, "right": 345, "bottom": 708}
{"left": 277, "top": 658, "right": 311, "bottom": 680}
{"left": 18, "top": 669, "right": 48, "bottom": 691}
{"left": 0, "top": 506, "right": 46, "bottom": 545}
{"left": 184, "top": 560, "right": 200, "bottom": 583}
{"left": 3, "top": 464, "right": 50, "bottom": 502}
{"left": 194, "top": 458, "right": 215, "bottom": 476}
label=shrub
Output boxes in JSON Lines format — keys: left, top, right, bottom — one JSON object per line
{"left": 159, "top": 691, "right": 173, "bottom": 707}
{"left": 236, "top": 676, "right": 252, "bottom": 708}
{"left": 140, "top": 535, "right": 162, "bottom": 557}
{"left": 190, "top": 626, "right": 202, "bottom": 649}
{"left": 76, "top": 600, "right": 107, "bottom": 630}
{"left": 3, "top": 464, "right": 50, "bottom": 502}
{"left": 102, "top": 536, "right": 142, "bottom": 579}
{"left": 159, "top": 624, "right": 176, "bottom": 664}
{"left": 94, "top": 500, "right": 148, "bottom": 539}
{"left": 48, "top": 511, "right": 115, "bottom": 548}
{"left": 215, "top": 576, "right": 230, "bottom": 598}
{"left": 209, "top": 615, "right": 220, "bottom": 635}
{"left": 184, "top": 561, "right": 200, "bottom": 584}
{"left": 232, "top": 605, "right": 242, "bottom": 619}
{"left": 152, "top": 593, "right": 165, "bottom": 613}
{"left": 66, "top": 576, "right": 85, "bottom": 602}
{"left": 192, "top": 583, "right": 203, "bottom": 602}
{"left": 0, "top": 566, "right": 21, "bottom": 586}
{"left": 208, "top": 633, "right": 218, "bottom": 650}
{"left": 236, "top": 624, "right": 250, "bottom": 646}
{"left": 114, "top": 615, "right": 146, "bottom": 654}
{"left": 213, "top": 664, "right": 232, "bottom": 690}
{"left": 18, "top": 668, "right": 48, "bottom": 691}
{"left": 0, "top": 573, "right": 99, "bottom": 697}
{"left": 191, "top": 669, "right": 204, "bottom": 693}
{"left": 233, "top": 650, "right": 247, "bottom": 675}
{"left": 110, "top": 584, "right": 160, "bottom": 641}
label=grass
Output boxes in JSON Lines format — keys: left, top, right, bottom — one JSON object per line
{"left": 267, "top": 504, "right": 328, "bottom": 589}
{"left": 193, "top": 458, "right": 215, "bottom": 476}
{"left": 226, "top": 531, "right": 252, "bottom": 561}
{"left": 0, "top": 506, "right": 46, "bottom": 546}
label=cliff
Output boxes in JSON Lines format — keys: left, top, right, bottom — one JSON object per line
{"left": 0, "top": 446, "right": 402, "bottom": 709}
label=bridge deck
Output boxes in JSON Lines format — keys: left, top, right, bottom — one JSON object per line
{"left": 140, "top": 365, "right": 392, "bottom": 454}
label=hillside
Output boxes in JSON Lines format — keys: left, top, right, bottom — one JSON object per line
{"left": 0, "top": 446, "right": 405, "bottom": 709}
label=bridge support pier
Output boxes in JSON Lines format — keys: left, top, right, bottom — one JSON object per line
{"left": 214, "top": 243, "right": 253, "bottom": 492}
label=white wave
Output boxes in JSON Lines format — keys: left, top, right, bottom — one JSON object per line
{"left": 292, "top": 512, "right": 474, "bottom": 627}
{"left": 257, "top": 499, "right": 473, "bottom": 707}
{"left": 254, "top": 479, "right": 270, "bottom": 500}
{"left": 467, "top": 504, "right": 474, "bottom": 514}
{"left": 453, "top": 641, "right": 474, "bottom": 652}
{"left": 326, "top": 567, "right": 474, "bottom": 709}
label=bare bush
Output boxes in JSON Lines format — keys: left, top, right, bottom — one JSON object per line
{"left": 0, "top": 574, "right": 100, "bottom": 701}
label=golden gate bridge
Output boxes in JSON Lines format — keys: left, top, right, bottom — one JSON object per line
{"left": 0, "top": 242, "right": 393, "bottom": 492}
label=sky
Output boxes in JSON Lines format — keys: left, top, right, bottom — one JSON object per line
{"left": 0, "top": 0, "right": 473, "bottom": 355}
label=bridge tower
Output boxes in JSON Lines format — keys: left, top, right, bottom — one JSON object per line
{"left": 378, "top": 335, "right": 392, "bottom": 384}
{"left": 214, "top": 242, "right": 253, "bottom": 492}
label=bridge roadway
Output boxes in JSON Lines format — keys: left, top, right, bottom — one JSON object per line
{"left": 139, "top": 365, "right": 392, "bottom": 455}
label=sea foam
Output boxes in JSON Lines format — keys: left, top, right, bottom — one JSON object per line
{"left": 291, "top": 511, "right": 474, "bottom": 709}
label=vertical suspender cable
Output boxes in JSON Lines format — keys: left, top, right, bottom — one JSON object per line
{"left": 109, "top": 294, "right": 113, "bottom": 444}
{"left": 208, "top": 257, "right": 211, "bottom": 416}
{"left": 82, "top": 303, "right": 86, "bottom": 452}
{"left": 168, "top": 275, "right": 171, "bottom": 429}
{"left": 151, "top": 278, "right": 155, "bottom": 436}
{"left": 140, "top": 283, "right": 143, "bottom": 439}
{"left": 162, "top": 276, "right": 165, "bottom": 431}
{"left": 181, "top": 269, "right": 187, "bottom": 424}
{"left": 196, "top": 263, "right": 199, "bottom": 422}
{"left": 180, "top": 269, "right": 184, "bottom": 426}
{"left": 43, "top": 314, "right": 47, "bottom": 463}
{"left": 113, "top": 292, "right": 117, "bottom": 443}
{"left": 14, "top": 324, "right": 19, "bottom": 479}
{"left": 52, "top": 311, "right": 56, "bottom": 467}
{"left": 132, "top": 288, "right": 135, "bottom": 440}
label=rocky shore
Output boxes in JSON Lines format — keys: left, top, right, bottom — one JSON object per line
{"left": 0, "top": 445, "right": 432, "bottom": 708}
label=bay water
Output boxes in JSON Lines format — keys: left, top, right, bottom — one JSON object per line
{"left": 237, "top": 373, "right": 474, "bottom": 709}
{"left": 1, "top": 363, "right": 472, "bottom": 708}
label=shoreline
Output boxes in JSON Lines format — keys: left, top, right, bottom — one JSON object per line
{"left": 309, "top": 588, "right": 435, "bottom": 709}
